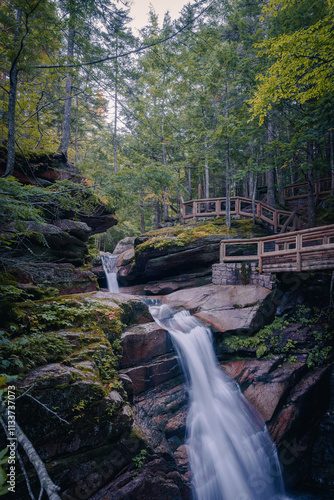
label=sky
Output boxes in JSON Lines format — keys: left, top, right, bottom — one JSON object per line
{"left": 130, "top": 0, "right": 187, "bottom": 31}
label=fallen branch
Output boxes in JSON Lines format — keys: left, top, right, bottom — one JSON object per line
{"left": 0, "top": 399, "right": 61, "bottom": 500}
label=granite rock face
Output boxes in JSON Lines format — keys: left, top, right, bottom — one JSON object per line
{"left": 10, "top": 262, "right": 97, "bottom": 295}
{"left": 117, "top": 235, "right": 222, "bottom": 285}
{"left": 95, "top": 286, "right": 332, "bottom": 497}
{"left": 5, "top": 285, "right": 331, "bottom": 499}
{"left": 163, "top": 284, "right": 275, "bottom": 334}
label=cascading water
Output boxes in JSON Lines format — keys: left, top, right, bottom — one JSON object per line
{"left": 149, "top": 302, "right": 288, "bottom": 500}
{"left": 101, "top": 254, "right": 120, "bottom": 293}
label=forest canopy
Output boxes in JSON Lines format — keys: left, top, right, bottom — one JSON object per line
{"left": 0, "top": 0, "right": 333, "bottom": 235}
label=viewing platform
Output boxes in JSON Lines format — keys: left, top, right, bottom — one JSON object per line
{"left": 181, "top": 196, "right": 300, "bottom": 234}
{"left": 213, "top": 224, "right": 334, "bottom": 288}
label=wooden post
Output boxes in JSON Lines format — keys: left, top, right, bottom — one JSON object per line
{"left": 180, "top": 195, "right": 185, "bottom": 219}
{"left": 274, "top": 211, "right": 278, "bottom": 233}
{"left": 258, "top": 240, "right": 263, "bottom": 273}
{"left": 296, "top": 233, "right": 302, "bottom": 271}
{"left": 235, "top": 197, "right": 240, "bottom": 215}
{"left": 220, "top": 242, "right": 225, "bottom": 262}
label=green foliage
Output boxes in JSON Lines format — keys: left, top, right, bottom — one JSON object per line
{"left": 223, "top": 305, "right": 333, "bottom": 368}
{"left": 0, "top": 446, "right": 8, "bottom": 496}
{"left": 0, "top": 329, "right": 73, "bottom": 374}
{"left": 250, "top": 0, "right": 334, "bottom": 123}
{"left": 132, "top": 449, "right": 147, "bottom": 473}
{"left": 0, "top": 296, "right": 123, "bottom": 375}
{"left": 92, "top": 348, "right": 119, "bottom": 383}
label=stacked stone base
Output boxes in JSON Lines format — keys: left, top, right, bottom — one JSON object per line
{"left": 212, "top": 262, "right": 275, "bottom": 289}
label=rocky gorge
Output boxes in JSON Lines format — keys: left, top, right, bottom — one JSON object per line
{"left": 0, "top": 152, "right": 333, "bottom": 499}
{"left": 1, "top": 277, "right": 332, "bottom": 499}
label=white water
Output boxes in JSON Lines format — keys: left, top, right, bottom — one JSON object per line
{"left": 149, "top": 303, "right": 288, "bottom": 500}
{"left": 101, "top": 254, "right": 119, "bottom": 293}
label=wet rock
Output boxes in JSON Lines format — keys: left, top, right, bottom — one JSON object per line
{"left": 133, "top": 381, "right": 188, "bottom": 455}
{"left": 220, "top": 357, "right": 332, "bottom": 489}
{"left": 113, "top": 236, "right": 136, "bottom": 255}
{"left": 54, "top": 219, "right": 91, "bottom": 241}
{"left": 11, "top": 262, "right": 97, "bottom": 294}
{"left": 90, "top": 291, "right": 152, "bottom": 325}
{"left": 119, "top": 234, "right": 222, "bottom": 285}
{"left": 121, "top": 355, "right": 180, "bottom": 395}
{"left": 163, "top": 284, "right": 275, "bottom": 334}
{"left": 243, "top": 362, "right": 307, "bottom": 421}
{"left": 90, "top": 454, "right": 190, "bottom": 500}
{"left": 143, "top": 271, "right": 212, "bottom": 295}
{"left": 120, "top": 322, "right": 173, "bottom": 369}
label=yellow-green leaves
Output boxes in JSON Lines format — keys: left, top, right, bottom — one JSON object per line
{"left": 250, "top": 0, "right": 334, "bottom": 123}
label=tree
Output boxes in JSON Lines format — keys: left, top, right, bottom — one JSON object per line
{"left": 1, "top": 0, "right": 59, "bottom": 176}
{"left": 250, "top": 0, "right": 334, "bottom": 124}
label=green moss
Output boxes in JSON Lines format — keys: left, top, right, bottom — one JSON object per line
{"left": 135, "top": 217, "right": 264, "bottom": 255}
{"left": 92, "top": 347, "right": 120, "bottom": 383}
{"left": 221, "top": 305, "right": 333, "bottom": 367}
{"left": 0, "top": 294, "right": 125, "bottom": 375}
{"left": 0, "top": 331, "right": 74, "bottom": 374}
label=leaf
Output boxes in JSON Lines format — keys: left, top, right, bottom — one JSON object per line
{"left": 0, "top": 466, "right": 7, "bottom": 487}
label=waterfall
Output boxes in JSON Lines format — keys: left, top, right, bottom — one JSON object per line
{"left": 101, "top": 254, "right": 120, "bottom": 293}
{"left": 149, "top": 302, "right": 288, "bottom": 500}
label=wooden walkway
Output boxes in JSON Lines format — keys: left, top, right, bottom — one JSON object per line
{"left": 284, "top": 177, "right": 331, "bottom": 200}
{"left": 181, "top": 196, "right": 300, "bottom": 233}
{"left": 220, "top": 224, "right": 334, "bottom": 273}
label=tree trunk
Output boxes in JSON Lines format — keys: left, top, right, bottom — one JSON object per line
{"left": 205, "top": 138, "right": 210, "bottom": 199}
{"left": 58, "top": 24, "right": 75, "bottom": 155}
{"left": 139, "top": 189, "right": 145, "bottom": 233}
{"left": 225, "top": 84, "right": 231, "bottom": 229}
{"left": 187, "top": 166, "right": 192, "bottom": 199}
{"left": 113, "top": 35, "right": 118, "bottom": 172}
{"left": 266, "top": 119, "right": 276, "bottom": 208}
{"left": 251, "top": 170, "right": 258, "bottom": 224}
{"left": 243, "top": 175, "right": 248, "bottom": 198}
{"left": 155, "top": 199, "right": 159, "bottom": 228}
{"left": 4, "top": 9, "right": 22, "bottom": 177}
{"left": 74, "top": 95, "right": 79, "bottom": 163}
{"left": 307, "top": 141, "right": 315, "bottom": 228}
{"left": 162, "top": 118, "right": 168, "bottom": 220}
{"left": 330, "top": 127, "right": 334, "bottom": 195}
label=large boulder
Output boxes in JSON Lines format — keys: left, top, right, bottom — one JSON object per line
{"left": 9, "top": 262, "right": 97, "bottom": 295}
{"left": 222, "top": 358, "right": 332, "bottom": 488}
{"left": 117, "top": 219, "right": 268, "bottom": 286}
{"left": 163, "top": 284, "right": 275, "bottom": 334}
{"left": 1, "top": 292, "right": 153, "bottom": 500}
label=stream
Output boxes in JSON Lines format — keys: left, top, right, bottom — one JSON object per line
{"left": 102, "top": 258, "right": 330, "bottom": 499}
{"left": 148, "top": 301, "right": 288, "bottom": 500}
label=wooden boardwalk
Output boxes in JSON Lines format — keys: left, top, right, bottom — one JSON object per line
{"left": 220, "top": 224, "right": 334, "bottom": 273}
{"left": 284, "top": 177, "right": 331, "bottom": 200}
{"left": 181, "top": 196, "right": 300, "bottom": 233}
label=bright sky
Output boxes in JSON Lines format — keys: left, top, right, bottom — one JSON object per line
{"left": 130, "top": 0, "right": 187, "bottom": 31}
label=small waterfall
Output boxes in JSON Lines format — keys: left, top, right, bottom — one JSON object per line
{"left": 149, "top": 303, "right": 288, "bottom": 500}
{"left": 101, "top": 254, "right": 120, "bottom": 293}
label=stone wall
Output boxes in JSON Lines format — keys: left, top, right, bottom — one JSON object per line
{"left": 212, "top": 261, "right": 275, "bottom": 289}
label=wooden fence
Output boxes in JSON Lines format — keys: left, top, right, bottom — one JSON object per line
{"left": 284, "top": 178, "right": 332, "bottom": 201}
{"left": 181, "top": 196, "right": 300, "bottom": 233}
{"left": 220, "top": 224, "right": 334, "bottom": 273}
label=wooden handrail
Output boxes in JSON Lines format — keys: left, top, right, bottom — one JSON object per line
{"left": 220, "top": 224, "right": 334, "bottom": 273}
{"left": 181, "top": 196, "right": 300, "bottom": 233}
{"left": 284, "top": 177, "right": 331, "bottom": 200}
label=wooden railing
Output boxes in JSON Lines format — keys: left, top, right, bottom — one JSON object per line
{"left": 284, "top": 177, "right": 331, "bottom": 201}
{"left": 220, "top": 224, "right": 334, "bottom": 273}
{"left": 181, "top": 196, "right": 300, "bottom": 233}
